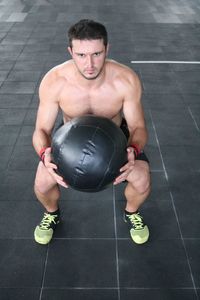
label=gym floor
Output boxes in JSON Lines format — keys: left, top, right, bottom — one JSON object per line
{"left": 0, "top": 0, "right": 200, "bottom": 299}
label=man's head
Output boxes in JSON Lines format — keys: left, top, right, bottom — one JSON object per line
{"left": 67, "top": 19, "right": 109, "bottom": 80}
{"left": 68, "top": 19, "right": 108, "bottom": 49}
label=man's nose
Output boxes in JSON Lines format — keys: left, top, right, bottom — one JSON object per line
{"left": 86, "top": 55, "right": 93, "bottom": 67}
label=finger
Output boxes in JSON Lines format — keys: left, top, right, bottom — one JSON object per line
{"left": 45, "top": 147, "right": 52, "bottom": 154}
{"left": 45, "top": 155, "right": 52, "bottom": 164}
{"left": 44, "top": 150, "right": 53, "bottom": 162}
{"left": 116, "top": 174, "right": 127, "bottom": 182}
{"left": 46, "top": 162, "right": 58, "bottom": 169}
{"left": 114, "top": 165, "right": 134, "bottom": 184}
{"left": 53, "top": 171, "right": 68, "bottom": 185}
{"left": 56, "top": 175, "right": 69, "bottom": 187}
{"left": 120, "top": 164, "right": 129, "bottom": 172}
{"left": 113, "top": 176, "right": 126, "bottom": 185}
{"left": 57, "top": 180, "right": 69, "bottom": 188}
{"left": 127, "top": 148, "right": 135, "bottom": 160}
{"left": 52, "top": 172, "right": 64, "bottom": 182}
{"left": 120, "top": 162, "right": 134, "bottom": 172}
{"left": 114, "top": 173, "right": 127, "bottom": 184}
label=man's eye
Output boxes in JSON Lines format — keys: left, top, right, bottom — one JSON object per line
{"left": 94, "top": 52, "right": 101, "bottom": 56}
{"left": 78, "top": 54, "right": 85, "bottom": 57}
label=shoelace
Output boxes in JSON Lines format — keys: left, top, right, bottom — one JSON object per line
{"left": 127, "top": 213, "right": 144, "bottom": 230}
{"left": 39, "top": 213, "right": 58, "bottom": 230}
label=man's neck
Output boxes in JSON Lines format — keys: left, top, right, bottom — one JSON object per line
{"left": 74, "top": 66, "right": 106, "bottom": 89}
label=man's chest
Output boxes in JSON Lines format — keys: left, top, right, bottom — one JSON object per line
{"left": 59, "top": 86, "right": 123, "bottom": 119}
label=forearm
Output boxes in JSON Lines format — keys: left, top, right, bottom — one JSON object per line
{"left": 32, "top": 129, "right": 52, "bottom": 156}
{"left": 128, "top": 127, "right": 148, "bottom": 150}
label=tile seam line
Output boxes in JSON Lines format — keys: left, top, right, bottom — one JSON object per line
{"left": 3, "top": 21, "right": 36, "bottom": 80}
{"left": 36, "top": 286, "right": 197, "bottom": 290}
{"left": 0, "top": 286, "right": 198, "bottom": 290}
{"left": 39, "top": 245, "right": 49, "bottom": 300}
{"left": 188, "top": 106, "right": 200, "bottom": 132}
{"left": 131, "top": 61, "right": 200, "bottom": 64}
{"left": 2, "top": 21, "right": 38, "bottom": 172}
{"left": 113, "top": 184, "right": 121, "bottom": 300}
{"left": 1, "top": 237, "right": 199, "bottom": 240}
{"left": 169, "top": 191, "right": 199, "bottom": 299}
{"left": 149, "top": 109, "right": 168, "bottom": 181}
{"left": 149, "top": 109, "right": 198, "bottom": 299}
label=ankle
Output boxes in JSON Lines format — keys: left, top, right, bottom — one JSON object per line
{"left": 47, "top": 208, "right": 60, "bottom": 215}
{"left": 125, "top": 209, "right": 138, "bottom": 215}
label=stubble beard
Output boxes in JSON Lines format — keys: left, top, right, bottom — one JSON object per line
{"left": 77, "top": 64, "right": 105, "bottom": 81}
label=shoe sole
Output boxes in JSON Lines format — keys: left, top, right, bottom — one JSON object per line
{"left": 130, "top": 226, "right": 149, "bottom": 244}
{"left": 34, "top": 232, "right": 52, "bottom": 245}
{"left": 34, "top": 236, "right": 52, "bottom": 245}
{"left": 34, "top": 227, "right": 53, "bottom": 245}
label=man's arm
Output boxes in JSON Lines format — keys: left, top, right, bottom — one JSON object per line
{"left": 32, "top": 72, "right": 61, "bottom": 157}
{"left": 114, "top": 71, "right": 148, "bottom": 185}
{"left": 123, "top": 71, "right": 148, "bottom": 151}
{"left": 32, "top": 71, "right": 68, "bottom": 188}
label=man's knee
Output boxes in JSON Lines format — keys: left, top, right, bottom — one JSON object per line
{"left": 34, "top": 162, "right": 57, "bottom": 195}
{"left": 134, "top": 173, "right": 150, "bottom": 195}
{"left": 127, "top": 164, "right": 151, "bottom": 195}
{"left": 34, "top": 178, "right": 49, "bottom": 195}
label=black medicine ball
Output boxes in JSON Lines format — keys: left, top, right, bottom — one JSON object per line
{"left": 52, "top": 115, "right": 127, "bottom": 192}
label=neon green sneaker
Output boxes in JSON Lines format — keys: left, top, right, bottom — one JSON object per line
{"left": 34, "top": 212, "right": 60, "bottom": 245}
{"left": 124, "top": 211, "right": 149, "bottom": 244}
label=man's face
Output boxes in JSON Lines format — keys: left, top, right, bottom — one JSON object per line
{"left": 68, "top": 39, "right": 108, "bottom": 80}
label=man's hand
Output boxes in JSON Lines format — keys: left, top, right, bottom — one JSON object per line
{"left": 113, "top": 146, "right": 135, "bottom": 185}
{"left": 43, "top": 147, "right": 68, "bottom": 188}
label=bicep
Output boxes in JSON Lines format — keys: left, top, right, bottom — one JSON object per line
{"left": 35, "top": 101, "right": 59, "bottom": 135}
{"left": 123, "top": 77, "right": 145, "bottom": 133}
{"left": 35, "top": 73, "right": 63, "bottom": 134}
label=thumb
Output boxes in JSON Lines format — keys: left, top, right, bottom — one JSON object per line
{"left": 43, "top": 147, "right": 53, "bottom": 164}
{"left": 127, "top": 147, "right": 135, "bottom": 160}
{"left": 45, "top": 147, "right": 51, "bottom": 154}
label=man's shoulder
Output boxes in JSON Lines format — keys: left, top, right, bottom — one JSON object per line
{"left": 106, "top": 59, "right": 139, "bottom": 85}
{"left": 45, "top": 60, "right": 73, "bottom": 80}
{"left": 40, "top": 60, "right": 73, "bottom": 90}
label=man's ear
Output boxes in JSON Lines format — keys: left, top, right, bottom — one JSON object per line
{"left": 106, "top": 43, "right": 110, "bottom": 56}
{"left": 68, "top": 46, "right": 73, "bottom": 56}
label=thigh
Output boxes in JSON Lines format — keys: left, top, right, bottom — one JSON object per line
{"left": 126, "top": 160, "right": 150, "bottom": 187}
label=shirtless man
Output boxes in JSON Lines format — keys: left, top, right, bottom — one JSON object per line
{"left": 32, "top": 19, "right": 151, "bottom": 245}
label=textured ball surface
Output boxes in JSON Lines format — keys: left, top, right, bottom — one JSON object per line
{"left": 52, "top": 115, "right": 127, "bottom": 192}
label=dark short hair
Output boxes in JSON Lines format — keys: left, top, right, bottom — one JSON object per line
{"left": 68, "top": 19, "right": 108, "bottom": 48}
